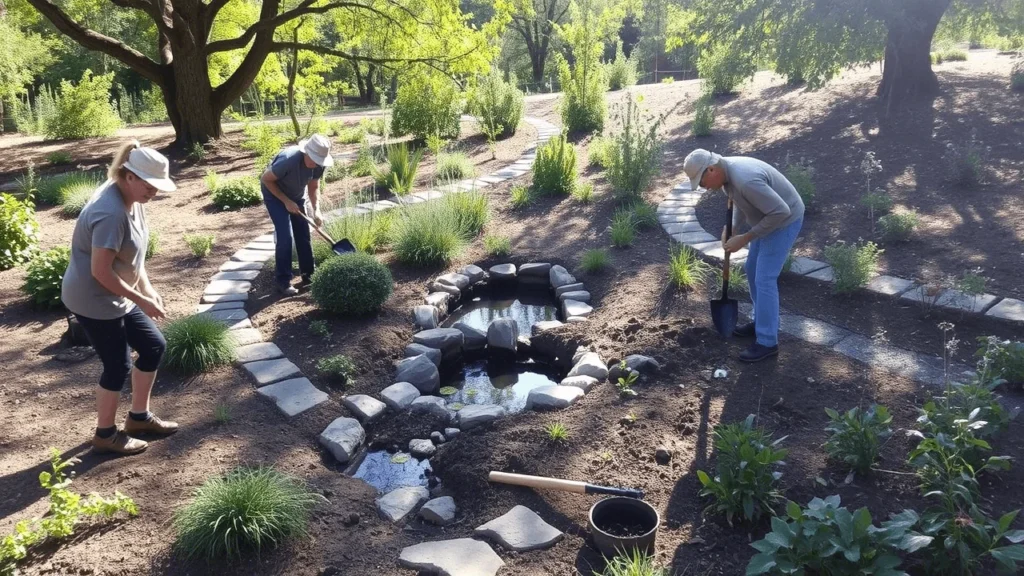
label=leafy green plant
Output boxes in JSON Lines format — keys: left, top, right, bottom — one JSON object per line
{"left": 444, "top": 190, "right": 489, "bottom": 238}
{"left": 692, "top": 95, "right": 715, "bottom": 137}
{"left": 391, "top": 71, "right": 462, "bottom": 141}
{"left": 557, "top": 17, "right": 606, "bottom": 134}
{"left": 210, "top": 176, "right": 261, "bottom": 211}
{"left": 698, "top": 43, "right": 756, "bottom": 95}
{"left": 308, "top": 319, "right": 331, "bottom": 339}
{"left": 335, "top": 124, "right": 366, "bottom": 144}
{"left": 186, "top": 142, "right": 206, "bottom": 162}
{"left": 374, "top": 143, "right": 423, "bottom": 196}
{"left": 484, "top": 233, "right": 512, "bottom": 256}
{"left": 163, "top": 314, "right": 237, "bottom": 373}
{"left": 311, "top": 252, "right": 393, "bottom": 314}
{"left": 580, "top": 249, "right": 609, "bottom": 273}
{"left": 533, "top": 135, "right": 577, "bottom": 196}
{"left": 943, "top": 130, "right": 988, "bottom": 187}
{"left": 146, "top": 230, "right": 160, "bottom": 258}
{"left": 616, "top": 366, "right": 639, "bottom": 397}
{"left": 610, "top": 209, "right": 636, "bottom": 248}
{"left": 317, "top": 354, "right": 357, "bottom": 385}
{"left": 392, "top": 201, "right": 468, "bottom": 267}
{"left": 599, "top": 549, "right": 666, "bottom": 576}
{"left": 1012, "top": 59, "right": 1024, "bottom": 91}
{"left": 45, "top": 70, "right": 122, "bottom": 140}
{"left": 607, "top": 96, "right": 663, "bottom": 200}
{"left": 59, "top": 181, "right": 94, "bottom": 217}
{"left": 669, "top": 246, "right": 713, "bottom": 290}
{"left": 37, "top": 171, "right": 102, "bottom": 206}
{"left": 184, "top": 233, "right": 215, "bottom": 258}
{"left": 436, "top": 152, "right": 474, "bottom": 181}
{"left": 939, "top": 49, "right": 968, "bottom": 62}
{"left": 917, "top": 380, "right": 1011, "bottom": 442}
{"left": 914, "top": 505, "right": 1024, "bottom": 575}
{"left": 697, "top": 414, "right": 787, "bottom": 525}
{"left": 46, "top": 150, "right": 73, "bottom": 165}
{"left": 783, "top": 154, "right": 815, "bottom": 206}
{"left": 510, "top": 184, "right": 534, "bottom": 209}
{"left": 605, "top": 42, "right": 638, "bottom": 91}
{"left": 745, "top": 496, "right": 931, "bottom": 576}
{"left": 470, "top": 70, "right": 525, "bottom": 139}
{"left": 545, "top": 422, "right": 569, "bottom": 443}
{"left": 242, "top": 118, "right": 286, "bottom": 170}
{"left": 823, "top": 405, "right": 893, "bottom": 474}
{"left": 823, "top": 241, "right": 882, "bottom": 294}
{"left": 878, "top": 211, "right": 919, "bottom": 242}
{"left": 710, "top": 263, "right": 750, "bottom": 295}
{"left": 425, "top": 133, "right": 447, "bottom": 155}
{"left": 977, "top": 336, "right": 1024, "bottom": 386}
{"left": 172, "top": 467, "right": 322, "bottom": 561}
{"left": 0, "top": 193, "right": 40, "bottom": 271}
{"left": 348, "top": 140, "right": 378, "bottom": 177}
{"left": 214, "top": 404, "right": 231, "bottom": 424}
{"left": 572, "top": 181, "right": 594, "bottom": 203}
{"left": 588, "top": 135, "right": 615, "bottom": 169}
{"left": 21, "top": 247, "right": 70, "bottom": 309}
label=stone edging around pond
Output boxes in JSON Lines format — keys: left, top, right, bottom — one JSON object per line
{"left": 658, "top": 178, "right": 980, "bottom": 387}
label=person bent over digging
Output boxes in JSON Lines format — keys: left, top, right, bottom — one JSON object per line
{"left": 61, "top": 141, "right": 178, "bottom": 455}
{"left": 684, "top": 148, "right": 805, "bottom": 363}
{"left": 260, "top": 134, "right": 334, "bottom": 296}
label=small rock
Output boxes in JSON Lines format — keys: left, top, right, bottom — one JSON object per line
{"left": 318, "top": 418, "right": 365, "bottom": 464}
{"left": 444, "top": 427, "right": 461, "bottom": 440}
{"left": 459, "top": 264, "right": 486, "bottom": 284}
{"left": 713, "top": 369, "right": 728, "bottom": 379}
{"left": 555, "top": 282, "right": 586, "bottom": 299}
{"left": 454, "top": 322, "right": 487, "bottom": 351}
{"left": 572, "top": 346, "right": 590, "bottom": 364}
{"left": 568, "top": 352, "right": 609, "bottom": 380}
{"left": 458, "top": 404, "right": 506, "bottom": 429}
{"left": 560, "top": 375, "right": 598, "bottom": 392}
{"left": 410, "top": 396, "right": 451, "bottom": 421}
{"left": 396, "top": 354, "right": 440, "bottom": 393}
{"left": 431, "top": 431, "right": 446, "bottom": 444}
{"left": 320, "top": 566, "right": 341, "bottom": 576}
{"left": 489, "top": 263, "right": 517, "bottom": 280}
{"left": 413, "top": 305, "right": 439, "bottom": 330}
{"left": 563, "top": 299, "right": 593, "bottom": 318}
{"left": 549, "top": 265, "right": 576, "bottom": 289}
{"left": 518, "top": 263, "right": 551, "bottom": 277}
{"left": 436, "top": 272, "right": 471, "bottom": 290}
{"left": 409, "top": 439, "right": 436, "bottom": 458}
{"left": 380, "top": 381, "right": 421, "bottom": 410}
{"left": 531, "top": 320, "right": 563, "bottom": 336}
{"left": 377, "top": 486, "right": 429, "bottom": 523}
{"left": 343, "top": 512, "right": 361, "bottom": 526}
{"left": 341, "top": 394, "right": 386, "bottom": 422}
{"left": 558, "top": 290, "right": 591, "bottom": 303}
{"left": 430, "top": 282, "right": 461, "bottom": 299}
{"left": 419, "top": 496, "right": 457, "bottom": 526}
{"left": 526, "top": 385, "right": 584, "bottom": 410}
{"left": 625, "top": 354, "right": 661, "bottom": 373}
{"left": 425, "top": 291, "right": 453, "bottom": 313}
{"left": 655, "top": 446, "right": 672, "bottom": 465}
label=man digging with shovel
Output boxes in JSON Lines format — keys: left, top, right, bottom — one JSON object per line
{"left": 684, "top": 149, "right": 804, "bottom": 363}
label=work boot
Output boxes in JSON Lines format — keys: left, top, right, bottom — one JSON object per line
{"left": 732, "top": 322, "right": 756, "bottom": 338}
{"left": 124, "top": 413, "right": 179, "bottom": 436}
{"left": 92, "top": 430, "right": 148, "bottom": 455}
{"left": 739, "top": 342, "right": 779, "bottom": 363}
{"left": 299, "top": 274, "right": 313, "bottom": 289}
{"left": 275, "top": 283, "right": 299, "bottom": 296}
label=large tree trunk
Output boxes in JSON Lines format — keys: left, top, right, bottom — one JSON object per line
{"left": 164, "top": 50, "right": 223, "bottom": 146}
{"left": 877, "top": 0, "right": 951, "bottom": 113}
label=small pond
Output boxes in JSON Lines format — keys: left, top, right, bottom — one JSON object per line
{"left": 442, "top": 291, "right": 558, "bottom": 336}
{"left": 352, "top": 450, "right": 432, "bottom": 494}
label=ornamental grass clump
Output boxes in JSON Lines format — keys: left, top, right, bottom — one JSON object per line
{"left": 163, "top": 314, "right": 237, "bottom": 374}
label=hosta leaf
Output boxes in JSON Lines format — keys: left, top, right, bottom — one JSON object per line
{"left": 745, "top": 552, "right": 777, "bottom": 575}
{"left": 899, "top": 533, "right": 933, "bottom": 553}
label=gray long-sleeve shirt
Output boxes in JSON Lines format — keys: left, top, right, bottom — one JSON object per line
{"left": 722, "top": 156, "right": 805, "bottom": 238}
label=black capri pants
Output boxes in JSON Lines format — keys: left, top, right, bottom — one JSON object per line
{"left": 75, "top": 307, "right": 167, "bottom": 391}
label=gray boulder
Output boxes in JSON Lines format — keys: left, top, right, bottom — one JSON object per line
{"left": 549, "top": 265, "right": 576, "bottom": 289}
{"left": 380, "top": 382, "right": 421, "bottom": 410}
{"left": 625, "top": 354, "right": 661, "bottom": 373}
{"left": 526, "top": 385, "right": 585, "bottom": 410}
{"left": 568, "top": 352, "right": 609, "bottom": 380}
{"left": 429, "top": 282, "right": 461, "bottom": 299}
{"left": 558, "top": 290, "right": 591, "bottom": 304}
{"left": 341, "top": 394, "right": 386, "bottom": 422}
{"left": 436, "top": 272, "right": 471, "bottom": 291}
{"left": 411, "top": 396, "right": 451, "bottom": 421}
{"left": 563, "top": 299, "right": 593, "bottom": 318}
{"left": 319, "top": 418, "right": 365, "bottom": 463}
{"left": 555, "top": 283, "right": 586, "bottom": 298}
{"left": 444, "top": 427, "right": 461, "bottom": 440}
{"left": 425, "top": 292, "right": 452, "bottom": 315}
{"left": 413, "top": 328, "right": 464, "bottom": 359}
{"left": 396, "top": 355, "right": 440, "bottom": 393}
{"left": 404, "top": 343, "right": 442, "bottom": 367}
{"left": 560, "top": 375, "right": 598, "bottom": 392}
{"left": 458, "top": 404, "right": 506, "bottom": 429}
{"left": 419, "top": 496, "right": 457, "bottom": 526}
{"left": 413, "top": 305, "right": 439, "bottom": 330}
{"left": 518, "top": 263, "right": 551, "bottom": 278}
{"left": 377, "top": 486, "right": 429, "bottom": 523}
{"left": 454, "top": 322, "right": 487, "bottom": 351}
{"left": 531, "top": 320, "right": 563, "bottom": 336}
{"left": 572, "top": 346, "right": 590, "bottom": 364}
{"left": 489, "top": 264, "right": 517, "bottom": 280}
{"left": 409, "top": 439, "right": 436, "bottom": 458}
{"left": 486, "top": 318, "right": 519, "bottom": 352}
{"left": 459, "top": 264, "right": 485, "bottom": 284}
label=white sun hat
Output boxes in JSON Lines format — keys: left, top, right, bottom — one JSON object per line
{"left": 298, "top": 134, "right": 334, "bottom": 167}
{"left": 683, "top": 148, "right": 722, "bottom": 191}
{"left": 123, "top": 147, "right": 176, "bottom": 192}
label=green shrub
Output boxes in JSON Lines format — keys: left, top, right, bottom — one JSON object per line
{"left": 186, "top": 142, "right": 206, "bottom": 162}
{"left": 931, "top": 51, "right": 945, "bottom": 65}
{"left": 392, "top": 202, "right": 467, "bottom": 267}
{"left": 823, "top": 241, "right": 882, "bottom": 294}
{"left": 443, "top": 191, "right": 489, "bottom": 238}
{"left": 783, "top": 155, "right": 815, "bottom": 206}
{"left": 317, "top": 354, "right": 357, "bottom": 385}
{"left": 146, "top": 230, "right": 160, "bottom": 258}
{"left": 45, "top": 70, "right": 122, "bottom": 140}
{"left": 56, "top": 182, "right": 93, "bottom": 217}
{"left": 317, "top": 212, "right": 393, "bottom": 258}
{"left": 605, "top": 42, "right": 637, "bottom": 91}
{"left": 580, "top": 249, "right": 609, "bottom": 273}
{"left": 391, "top": 72, "right": 462, "bottom": 141}
{"left": 939, "top": 49, "right": 968, "bottom": 62}
{"left": 163, "top": 314, "right": 237, "bottom": 373}
{"left": 46, "top": 151, "right": 72, "bottom": 165}
{"left": 607, "top": 97, "right": 663, "bottom": 200}
{"left": 943, "top": 131, "right": 988, "bottom": 186}
{"left": 308, "top": 319, "right": 330, "bottom": 339}
{"left": 348, "top": 140, "right": 378, "bottom": 177}
{"left": 533, "top": 135, "right": 577, "bottom": 196}
{"left": 37, "top": 171, "right": 102, "bottom": 206}
{"left": 21, "top": 247, "right": 70, "bottom": 309}
{"left": 669, "top": 246, "right": 713, "bottom": 290}
{"left": 335, "top": 124, "right": 365, "bottom": 144}
{"left": 571, "top": 181, "right": 594, "bottom": 203}
{"left": 1012, "top": 60, "right": 1024, "bottom": 91}
{"left": 360, "top": 117, "right": 387, "bottom": 136}
{"left": 599, "top": 550, "right": 667, "bottom": 576}
{"left": 692, "top": 95, "right": 715, "bottom": 137}
{"left": 823, "top": 405, "right": 893, "bottom": 474}
{"left": 917, "top": 380, "right": 1011, "bottom": 441}
{"left": 374, "top": 143, "right": 423, "bottom": 196}
{"left": 242, "top": 119, "right": 286, "bottom": 170}
{"left": 436, "top": 152, "right": 474, "bottom": 181}
{"left": 172, "top": 467, "right": 321, "bottom": 561}
{"left": 587, "top": 136, "right": 615, "bottom": 169}
{"left": 878, "top": 211, "right": 919, "bottom": 242}
{"left": 184, "top": 233, "right": 215, "bottom": 258}
{"left": 626, "top": 201, "right": 658, "bottom": 230}
{"left": 697, "top": 414, "right": 787, "bottom": 525}
{"left": 610, "top": 210, "right": 636, "bottom": 248}
{"left": 977, "top": 336, "right": 1024, "bottom": 386}
{"left": 324, "top": 162, "right": 346, "bottom": 183}
{"left": 311, "top": 252, "right": 393, "bottom": 314}
{"left": 484, "top": 233, "right": 512, "bottom": 256}
{"left": 697, "top": 43, "right": 756, "bottom": 96}
{"left": 559, "top": 55, "right": 606, "bottom": 133}
{"left": 470, "top": 70, "right": 525, "bottom": 139}
{"left": 510, "top": 184, "right": 534, "bottom": 209}
{"left": 0, "top": 193, "right": 40, "bottom": 271}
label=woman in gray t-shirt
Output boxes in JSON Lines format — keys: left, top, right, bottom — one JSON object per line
{"left": 61, "top": 141, "right": 180, "bottom": 455}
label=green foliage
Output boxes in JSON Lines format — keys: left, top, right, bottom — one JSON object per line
{"left": 242, "top": 119, "right": 287, "bottom": 170}
{"left": 977, "top": 336, "right": 1024, "bottom": 386}
{"left": 484, "top": 233, "right": 512, "bottom": 256}
{"left": 955, "top": 268, "right": 987, "bottom": 297}
{"left": 917, "top": 380, "right": 1011, "bottom": 442}
{"left": 823, "top": 241, "right": 882, "bottom": 294}
{"left": 669, "top": 246, "right": 713, "bottom": 290}
{"left": 610, "top": 210, "right": 636, "bottom": 247}
{"left": 324, "top": 162, "right": 346, "bottom": 183}
{"left": 349, "top": 140, "right": 378, "bottom": 177}
{"left": 214, "top": 405, "right": 231, "bottom": 424}
{"left": 173, "top": 467, "right": 322, "bottom": 561}
{"left": 360, "top": 117, "right": 388, "bottom": 137}
{"left": 374, "top": 144, "right": 423, "bottom": 196}
{"left": 697, "top": 414, "right": 787, "bottom": 525}
{"left": 616, "top": 364, "right": 639, "bottom": 397}
{"left": 698, "top": 43, "right": 756, "bottom": 95}
{"left": 210, "top": 176, "right": 262, "bottom": 210}
{"left": 37, "top": 171, "right": 102, "bottom": 206}
{"left": 436, "top": 152, "right": 474, "bottom": 181}
{"left": 146, "top": 230, "right": 160, "bottom": 259}
{"left": 317, "top": 354, "right": 357, "bottom": 385}
{"left": 783, "top": 155, "right": 816, "bottom": 206}
{"left": 116, "top": 85, "right": 167, "bottom": 125}
{"left": 580, "top": 249, "right": 609, "bottom": 273}
{"left": 599, "top": 550, "right": 667, "bottom": 576}
{"left": 443, "top": 191, "right": 490, "bottom": 238}
{"left": 184, "top": 233, "right": 215, "bottom": 258}
{"left": 391, "top": 72, "right": 462, "bottom": 141}
{"left": 334, "top": 124, "right": 366, "bottom": 144}
{"left": 21, "top": 247, "right": 70, "bottom": 309}
{"left": 163, "top": 314, "right": 237, "bottom": 373}
{"left": 914, "top": 506, "right": 1024, "bottom": 575}
{"left": 823, "top": 405, "right": 893, "bottom": 474}
{"left": 45, "top": 70, "right": 122, "bottom": 140}
{"left": 605, "top": 43, "right": 638, "bottom": 91}
{"left": 939, "top": 49, "right": 968, "bottom": 62}
{"left": 711, "top": 263, "right": 750, "bottom": 295}
{"left": 692, "top": 95, "right": 715, "bottom": 137}
{"left": 308, "top": 319, "right": 331, "bottom": 339}
{"left": 46, "top": 151, "right": 73, "bottom": 165}
{"left": 392, "top": 202, "right": 468, "bottom": 267}
{"left": 317, "top": 212, "right": 394, "bottom": 257}
{"left": 588, "top": 136, "right": 615, "bottom": 169}
{"left": 311, "top": 252, "right": 393, "bottom": 314}
{"left": 661, "top": 77, "right": 675, "bottom": 84}
{"left": 626, "top": 201, "right": 658, "bottom": 230}
{"left": 425, "top": 134, "right": 447, "bottom": 155}
{"left": 607, "top": 97, "right": 663, "bottom": 200}
{"left": 878, "top": 211, "right": 919, "bottom": 243}
{"left": 545, "top": 422, "right": 569, "bottom": 443}
{"left": 16, "top": 162, "right": 39, "bottom": 198}
{"left": 0, "top": 193, "right": 40, "bottom": 271}
{"left": 470, "top": 70, "right": 525, "bottom": 139}
{"left": 186, "top": 142, "right": 206, "bottom": 163}
{"left": 1012, "top": 60, "right": 1024, "bottom": 91}
{"left": 510, "top": 184, "right": 535, "bottom": 209}
{"left": 533, "top": 135, "right": 577, "bottom": 196}
{"left": 943, "top": 131, "right": 988, "bottom": 186}
{"left": 745, "top": 496, "right": 929, "bottom": 576}
{"left": 1, "top": 449, "right": 136, "bottom": 575}
{"left": 556, "top": 0, "right": 607, "bottom": 133}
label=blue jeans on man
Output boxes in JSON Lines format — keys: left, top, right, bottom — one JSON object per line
{"left": 744, "top": 218, "right": 803, "bottom": 348}
{"left": 262, "top": 191, "right": 314, "bottom": 288}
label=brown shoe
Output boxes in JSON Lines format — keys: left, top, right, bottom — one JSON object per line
{"left": 92, "top": 430, "right": 148, "bottom": 455}
{"left": 124, "top": 413, "right": 179, "bottom": 436}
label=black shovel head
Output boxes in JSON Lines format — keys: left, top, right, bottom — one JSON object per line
{"left": 711, "top": 295, "right": 738, "bottom": 339}
{"left": 332, "top": 239, "right": 356, "bottom": 255}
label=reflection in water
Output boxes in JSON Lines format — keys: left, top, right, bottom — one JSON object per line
{"left": 442, "top": 291, "right": 558, "bottom": 336}
{"left": 445, "top": 359, "right": 559, "bottom": 414}
{"left": 353, "top": 451, "right": 431, "bottom": 493}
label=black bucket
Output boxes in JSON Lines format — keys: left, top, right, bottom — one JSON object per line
{"left": 588, "top": 496, "right": 660, "bottom": 558}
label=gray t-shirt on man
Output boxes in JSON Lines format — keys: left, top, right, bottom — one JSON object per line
{"left": 722, "top": 156, "right": 805, "bottom": 238}
{"left": 61, "top": 180, "right": 148, "bottom": 320}
{"left": 262, "top": 146, "right": 324, "bottom": 203}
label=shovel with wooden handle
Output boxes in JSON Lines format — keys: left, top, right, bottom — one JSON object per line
{"left": 711, "top": 198, "right": 738, "bottom": 338}
{"left": 488, "top": 471, "right": 645, "bottom": 500}
{"left": 297, "top": 212, "right": 355, "bottom": 256}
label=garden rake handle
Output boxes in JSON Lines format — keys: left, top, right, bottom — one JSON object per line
{"left": 488, "top": 471, "right": 644, "bottom": 500}
{"left": 722, "top": 198, "right": 733, "bottom": 296}
{"left": 297, "top": 212, "right": 337, "bottom": 246}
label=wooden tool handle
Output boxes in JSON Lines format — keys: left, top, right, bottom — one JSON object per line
{"left": 722, "top": 198, "right": 733, "bottom": 291}
{"left": 488, "top": 471, "right": 588, "bottom": 494}
{"left": 297, "top": 212, "right": 337, "bottom": 245}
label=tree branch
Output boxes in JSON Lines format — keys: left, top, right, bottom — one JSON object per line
{"left": 268, "top": 41, "right": 478, "bottom": 67}
{"left": 203, "top": 0, "right": 233, "bottom": 30}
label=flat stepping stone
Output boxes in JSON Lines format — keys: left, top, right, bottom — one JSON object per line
{"left": 257, "top": 377, "right": 328, "bottom": 417}
{"left": 459, "top": 264, "right": 486, "bottom": 284}
{"left": 229, "top": 327, "right": 263, "bottom": 346}
{"left": 396, "top": 354, "right": 440, "bottom": 393}
{"left": 489, "top": 264, "right": 517, "bottom": 280}
{"left": 933, "top": 290, "right": 999, "bottom": 314}
{"left": 454, "top": 322, "right": 487, "bottom": 351}
{"left": 380, "top": 382, "right": 421, "bottom": 410}
{"left": 778, "top": 314, "right": 852, "bottom": 347}
{"left": 526, "top": 385, "right": 584, "bottom": 410}
{"left": 458, "top": 404, "right": 506, "bottom": 429}
{"left": 419, "top": 496, "right": 456, "bottom": 526}
{"left": 560, "top": 375, "right": 598, "bottom": 391}
{"left": 398, "top": 538, "right": 504, "bottom": 576}
{"left": 234, "top": 342, "right": 284, "bottom": 364}
{"left": 554, "top": 283, "right": 585, "bottom": 298}
{"left": 202, "top": 308, "right": 251, "bottom": 330}
{"left": 549, "top": 265, "right": 576, "bottom": 288}
{"left": 474, "top": 505, "right": 564, "bottom": 551}
{"left": 204, "top": 280, "right": 252, "bottom": 295}
{"left": 672, "top": 231, "right": 717, "bottom": 244}
{"left": 409, "top": 438, "right": 436, "bottom": 458}
{"left": 201, "top": 292, "right": 248, "bottom": 304}
{"left": 531, "top": 320, "right": 563, "bottom": 336}
{"left": 558, "top": 290, "right": 591, "bottom": 303}
{"left": 230, "top": 249, "right": 273, "bottom": 263}
{"left": 562, "top": 299, "right": 593, "bottom": 318}
{"left": 832, "top": 334, "right": 972, "bottom": 387}
{"left": 220, "top": 260, "right": 263, "bottom": 272}
{"left": 567, "top": 352, "right": 608, "bottom": 380}
{"left": 342, "top": 394, "right": 386, "bottom": 422}
{"left": 437, "top": 273, "right": 472, "bottom": 290}
{"left": 211, "top": 270, "right": 260, "bottom": 281}
{"left": 404, "top": 343, "right": 442, "bottom": 367}
{"left": 242, "top": 358, "right": 302, "bottom": 385}
{"left": 866, "top": 275, "right": 916, "bottom": 296}
{"left": 319, "top": 417, "right": 365, "bottom": 463}
{"left": 377, "top": 486, "right": 429, "bottom": 523}
{"left": 987, "top": 298, "right": 1024, "bottom": 322}
{"left": 804, "top": 266, "right": 835, "bottom": 282}
{"left": 519, "top": 263, "right": 551, "bottom": 277}
{"left": 411, "top": 396, "right": 451, "bottom": 421}
{"left": 663, "top": 221, "right": 706, "bottom": 235}
{"left": 414, "top": 328, "right": 464, "bottom": 358}
{"left": 658, "top": 213, "right": 699, "bottom": 224}
{"left": 196, "top": 301, "right": 245, "bottom": 313}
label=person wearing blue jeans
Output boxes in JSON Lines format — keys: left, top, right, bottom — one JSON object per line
{"left": 260, "top": 134, "right": 334, "bottom": 295}
{"left": 684, "top": 149, "right": 806, "bottom": 362}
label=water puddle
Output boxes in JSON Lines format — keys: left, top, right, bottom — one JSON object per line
{"left": 352, "top": 450, "right": 431, "bottom": 493}
{"left": 442, "top": 291, "right": 558, "bottom": 336}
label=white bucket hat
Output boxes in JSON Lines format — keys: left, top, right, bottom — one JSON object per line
{"left": 683, "top": 148, "right": 722, "bottom": 191}
{"left": 123, "top": 147, "right": 176, "bottom": 192}
{"left": 299, "top": 134, "right": 334, "bottom": 167}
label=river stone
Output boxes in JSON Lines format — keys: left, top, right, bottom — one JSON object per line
{"left": 319, "top": 417, "right": 365, "bottom": 463}
{"left": 425, "top": 292, "right": 453, "bottom": 314}
{"left": 445, "top": 427, "right": 461, "bottom": 440}
{"left": 625, "top": 354, "right": 661, "bottom": 373}
{"left": 430, "top": 282, "right": 461, "bottom": 299}
{"left": 519, "top": 263, "right": 551, "bottom": 278}
{"left": 454, "top": 322, "right": 488, "bottom": 351}
{"left": 431, "top": 431, "right": 446, "bottom": 444}
{"left": 414, "top": 305, "right": 439, "bottom": 330}
{"left": 531, "top": 320, "right": 563, "bottom": 336}
{"left": 419, "top": 496, "right": 457, "bottom": 526}
{"left": 549, "top": 265, "right": 576, "bottom": 289}
{"left": 555, "top": 283, "right": 586, "bottom": 298}
{"left": 572, "top": 346, "right": 590, "bottom": 364}
{"left": 487, "top": 318, "right": 519, "bottom": 352}
{"left": 458, "top": 404, "right": 506, "bottom": 429}
{"left": 398, "top": 538, "right": 504, "bottom": 576}
{"left": 436, "top": 272, "right": 471, "bottom": 290}
{"left": 396, "top": 355, "right": 440, "bottom": 393}
{"left": 380, "top": 382, "right": 420, "bottom": 410}
{"left": 409, "top": 439, "right": 436, "bottom": 458}
{"left": 342, "top": 394, "right": 386, "bottom": 422}
{"left": 411, "top": 396, "right": 451, "bottom": 421}
{"left": 377, "top": 486, "right": 429, "bottom": 523}
{"left": 558, "top": 290, "right": 591, "bottom": 304}
{"left": 404, "top": 343, "right": 442, "bottom": 367}
{"left": 560, "top": 375, "right": 599, "bottom": 391}
{"left": 414, "top": 328, "right": 464, "bottom": 358}
{"left": 459, "top": 264, "right": 485, "bottom": 284}
{"left": 563, "top": 299, "right": 593, "bottom": 318}
{"left": 568, "top": 352, "right": 609, "bottom": 380}
{"left": 489, "top": 264, "right": 517, "bottom": 280}
{"left": 526, "top": 385, "right": 585, "bottom": 410}
{"left": 474, "top": 505, "right": 564, "bottom": 551}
